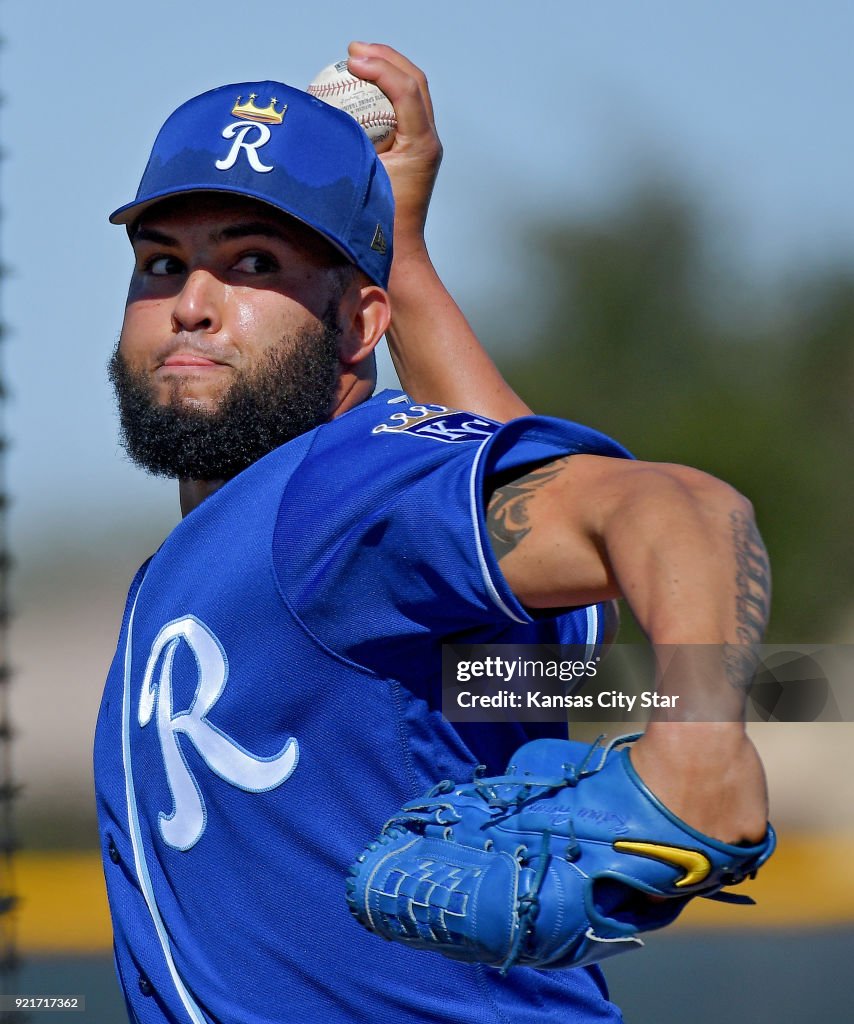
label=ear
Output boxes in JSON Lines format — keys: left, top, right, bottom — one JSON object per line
{"left": 336, "top": 279, "right": 392, "bottom": 366}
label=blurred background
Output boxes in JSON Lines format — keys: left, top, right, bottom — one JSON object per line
{"left": 2, "top": 0, "right": 853, "bottom": 1020}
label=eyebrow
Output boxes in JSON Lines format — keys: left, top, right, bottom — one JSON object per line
{"left": 216, "top": 221, "right": 291, "bottom": 243}
{"left": 131, "top": 221, "right": 293, "bottom": 247}
{"left": 132, "top": 226, "right": 178, "bottom": 247}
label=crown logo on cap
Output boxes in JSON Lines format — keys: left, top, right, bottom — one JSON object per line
{"left": 230, "top": 93, "right": 286, "bottom": 125}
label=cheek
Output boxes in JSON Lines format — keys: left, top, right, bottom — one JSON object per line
{"left": 230, "top": 292, "right": 322, "bottom": 351}
{"left": 117, "top": 306, "right": 143, "bottom": 359}
{"left": 118, "top": 302, "right": 157, "bottom": 360}
{"left": 232, "top": 292, "right": 264, "bottom": 337}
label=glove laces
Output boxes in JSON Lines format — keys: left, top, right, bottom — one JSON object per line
{"left": 500, "top": 828, "right": 553, "bottom": 974}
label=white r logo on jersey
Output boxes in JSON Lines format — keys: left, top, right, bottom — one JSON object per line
{"left": 138, "top": 615, "right": 299, "bottom": 851}
{"left": 215, "top": 120, "right": 274, "bottom": 174}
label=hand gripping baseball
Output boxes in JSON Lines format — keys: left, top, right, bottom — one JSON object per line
{"left": 346, "top": 735, "right": 775, "bottom": 972}
{"left": 345, "top": 42, "right": 442, "bottom": 251}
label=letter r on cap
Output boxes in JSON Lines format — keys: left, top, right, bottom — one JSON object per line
{"left": 215, "top": 121, "right": 274, "bottom": 174}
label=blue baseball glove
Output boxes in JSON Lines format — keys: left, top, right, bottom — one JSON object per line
{"left": 346, "top": 735, "right": 775, "bottom": 972}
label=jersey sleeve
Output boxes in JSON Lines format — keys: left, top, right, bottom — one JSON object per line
{"left": 271, "top": 403, "right": 631, "bottom": 675}
{"left": 462, "top": 415, "right": 632, "bottom": 625}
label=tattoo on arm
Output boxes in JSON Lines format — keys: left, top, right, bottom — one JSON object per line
{"left": 486, "top": 458, "right": 569, "bottom": 561}
{"left": 723, "top": 509, "right": 771, "bottom": 692}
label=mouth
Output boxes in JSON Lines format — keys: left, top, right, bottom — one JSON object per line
{"left": 155, "top": 352, "right": 233, "bottom": 382}
{"left": 162, "top": 353, "right": 225, "bottom": 368}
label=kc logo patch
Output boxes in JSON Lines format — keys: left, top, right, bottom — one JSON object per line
{"left": 138, "top": 615, "right": 299, "bottom": 851}
{"left": 372, "top": 404, "right": 499, "bottom": 444}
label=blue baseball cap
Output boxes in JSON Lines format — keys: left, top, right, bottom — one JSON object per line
{"left": 110, "top": 81, "right": 394, "bottom": 288}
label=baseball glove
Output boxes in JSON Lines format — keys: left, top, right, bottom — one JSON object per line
{"left": 346, "top": 734, "right": 775, "bottom": 972}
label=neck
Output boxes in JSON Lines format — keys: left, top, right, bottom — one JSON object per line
{"left": 331, "top": 372, "right": 375, "bottom": 420}
{"left": 179, "top": 478, "right": 226, "bottom": 517}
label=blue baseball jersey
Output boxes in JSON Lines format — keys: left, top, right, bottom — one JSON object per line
{"left": 95, "top": 392, "right": 631, "bottom": 1024}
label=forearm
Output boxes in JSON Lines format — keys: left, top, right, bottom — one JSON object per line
{"left": 602, "top": 466, "right": 769, "bottom": 708}
{"left": 489, "top": 456, "right": 771, "bottom": 842}
{"left": 599, "top": 466, "right": 771, "bottom": 841}
{"left": 347, "top": 44, "right": 531, "bottom": 422}
{"left": 387, "top": 246, "right": 532, "bottom": 420}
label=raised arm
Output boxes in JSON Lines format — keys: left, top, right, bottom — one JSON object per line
{"left": 347, "top": 43, "right": 531, "bottom": 421}
{"left": 486, "top": 454, "right": 771, "bottom": 845}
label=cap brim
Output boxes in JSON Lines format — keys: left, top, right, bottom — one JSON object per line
{"left": 109, "top": 184, "right": 365, "bottom": 278}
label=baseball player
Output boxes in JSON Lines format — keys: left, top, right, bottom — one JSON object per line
{"left": 95, "top": 44, "right": 771, "bottom": 1024}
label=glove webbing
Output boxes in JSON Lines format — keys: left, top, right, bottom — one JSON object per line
{"left": 377, "top": 737, "right": 638, "bottom": 969}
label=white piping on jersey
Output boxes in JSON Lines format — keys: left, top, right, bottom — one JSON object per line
{"left": 585, "top": 603, "right": 599, "bottom": 660}
{"left": 469, "top": 439, "right": 528, "bottom": 624}
{"left": 121, "top": 584, "right": 209, "bottom": 1024}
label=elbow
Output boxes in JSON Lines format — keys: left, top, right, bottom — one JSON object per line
{"left": 657, "top": 464, "right": 755, "bottom": 524}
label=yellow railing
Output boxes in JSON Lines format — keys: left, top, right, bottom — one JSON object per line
{"left": 13, "top": 832, "right": 854, "bottom": 953}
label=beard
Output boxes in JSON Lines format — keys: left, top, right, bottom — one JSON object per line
{"left": 109, "top": 311, "right": 341, "bottom": 481}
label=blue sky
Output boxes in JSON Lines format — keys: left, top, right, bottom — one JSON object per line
{"left": 4, "top": 0, "right": 854, "bottom": 550}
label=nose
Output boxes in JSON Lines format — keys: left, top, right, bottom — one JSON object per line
{"left": 171, "top": 269, "right": 223, "bottom": 334}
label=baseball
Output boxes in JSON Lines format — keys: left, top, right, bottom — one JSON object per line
{"left": 307, "top": 59, "right": 397, "bottom": 153}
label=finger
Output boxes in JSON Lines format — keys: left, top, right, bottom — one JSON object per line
{"left": 348, "top": 41, "right": 436, "bottom": 125}
{"left": 347, "top": 42, "right": 436, "bottom": 130}
{"left": 347, "top": 54, "right": 434, "bottom": 145}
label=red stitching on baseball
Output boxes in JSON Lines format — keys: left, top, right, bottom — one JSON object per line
{"left": 359, "top": 115, "right": 397, "bottom": 129}
{"left": 307, "top": 76, "right": 363, "bottom": 98}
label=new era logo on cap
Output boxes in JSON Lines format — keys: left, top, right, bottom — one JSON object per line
{"left": 110, "top": 80, "right": 394, "bottom": 288}
{"left": 370, "top": 224, "right": 388, "bottom": 255}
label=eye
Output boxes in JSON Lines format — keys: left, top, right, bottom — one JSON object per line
{"left": 143, "top": 255, "right": 184, "bottom": 276}
{"left": 233, "top": 252, "right": 279, "bottom": 274}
